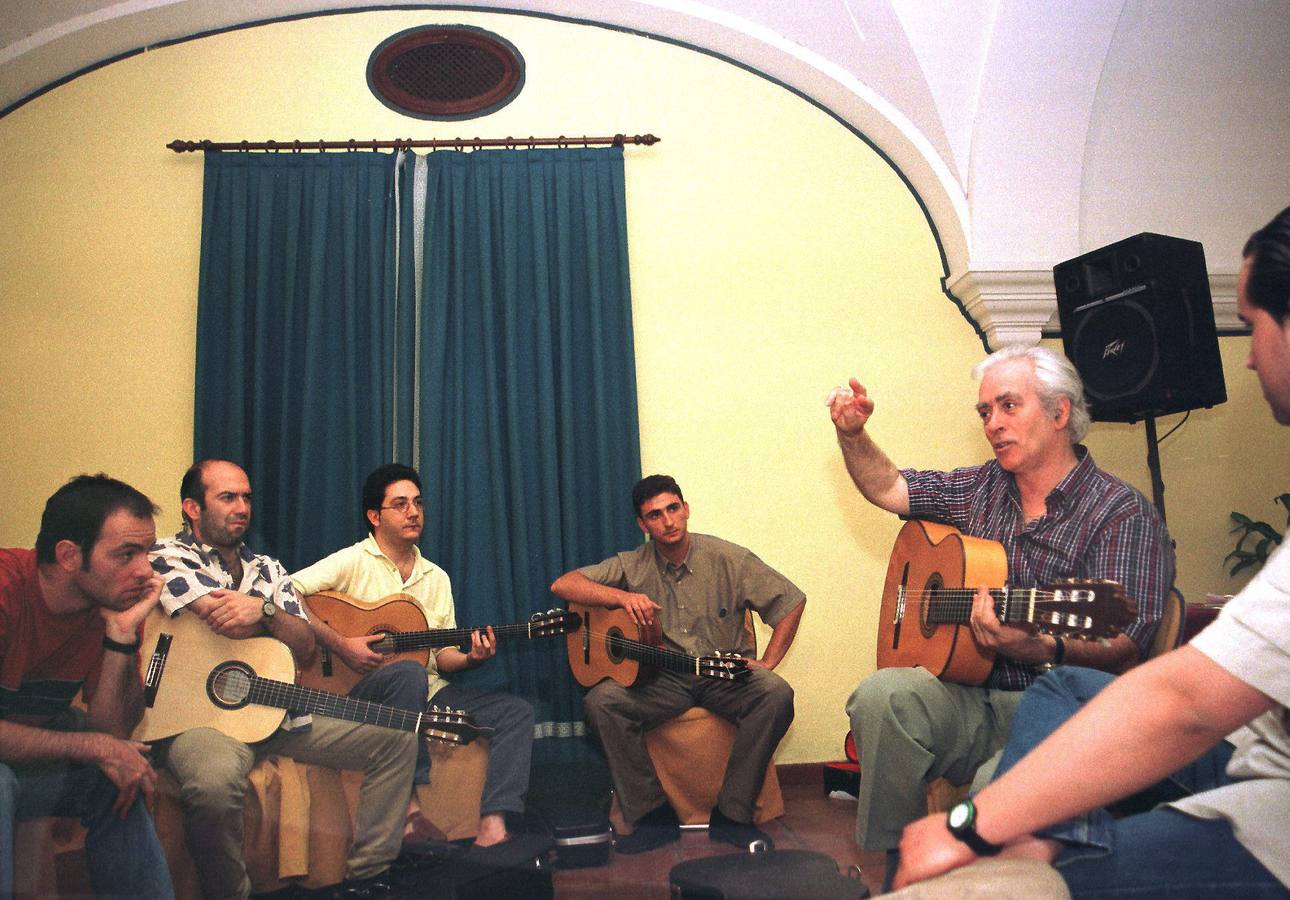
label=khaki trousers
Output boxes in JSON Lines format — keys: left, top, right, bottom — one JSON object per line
{"left": 845, "top": 667, "right": 1022, "bottom": 851}
{"left": 158, "top": 719, "right": 416, "bottom": 900}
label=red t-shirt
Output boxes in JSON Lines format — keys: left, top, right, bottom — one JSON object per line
{"left": 0, "top": 548, "right": 107, "bottom": 725}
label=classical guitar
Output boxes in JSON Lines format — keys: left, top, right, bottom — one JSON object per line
{"left": 299, "top": 591, "right": 580, "bottom": 693}
{"left": 133, "top": 608, "right": 483, "bottom": 746}
{"left": 878, "top": 520, "right": 1135, "bottom": 685}
{"left": 565, "top": 601, "right": 750, "bottom": 688}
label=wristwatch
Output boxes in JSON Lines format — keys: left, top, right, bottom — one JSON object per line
{"left": 946, "top": 799, "right": 1003, "bottom": 856}
{"left": 261, "top": 600, "right": 277, "bottom": 621}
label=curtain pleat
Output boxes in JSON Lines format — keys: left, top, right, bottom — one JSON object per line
{"left": 411, "top": 148, "right": 641, "bottom": 730}
{"left": 195, "top": 151, "right": 400, "bottom": 568}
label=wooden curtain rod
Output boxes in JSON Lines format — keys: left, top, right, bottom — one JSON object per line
{"left": 166, "top": 134, "right": 660, "bottom": 153}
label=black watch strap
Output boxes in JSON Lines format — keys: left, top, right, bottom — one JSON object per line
{"left": 103, "top": 634, "right": 142, "bottom": 654}
{"left": 947, "top": 799, "right": 1003, "bottom": 856}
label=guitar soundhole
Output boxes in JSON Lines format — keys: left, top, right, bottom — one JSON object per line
{"left": 208, "top": 662, "right": 254, "bottom": 709}
{"left": 604, "top": 627, "right": 626, "bottom": 664}
{"left": 920, "top": 575, "right": 943, "bottom": 639}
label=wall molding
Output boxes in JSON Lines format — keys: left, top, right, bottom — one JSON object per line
{"left": 947, "top": 268, "right": 1243, "bottom": 350}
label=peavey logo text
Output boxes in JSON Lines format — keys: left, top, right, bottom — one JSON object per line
{"left": 1103, "top": 339, "right": 1126, "bottom": 359}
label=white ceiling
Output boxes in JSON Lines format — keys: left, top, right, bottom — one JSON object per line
{"left": 5, "top": 1, "right": 1287, "bottom": 344}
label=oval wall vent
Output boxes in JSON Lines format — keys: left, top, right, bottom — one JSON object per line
{"left": 367, "top": 26, "right": 525, "bottom": 121}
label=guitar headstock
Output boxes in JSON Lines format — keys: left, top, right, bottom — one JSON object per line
{"left": 423, "top": 706, "right": 489, "bottom": 746}
{"left": 697, "top": 652, "right": 751, "bottom": 682}
{"left": 1036, "top": 579, "right": 1136, "bottom": 640}
{"left": 530, "top": 608, "right": 582, "bottom": 638}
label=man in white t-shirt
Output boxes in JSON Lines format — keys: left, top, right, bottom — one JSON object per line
{"left": 893, "top": 205, "right": 1290, "bottom": 896}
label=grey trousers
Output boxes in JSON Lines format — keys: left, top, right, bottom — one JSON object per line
{"left": 158, "top": 719, "right": 417, "bottom": 900}
{"left": 844, "top": 667, "right": 1022, "bottom": 851}
{"left": 584, "top": 667, "right": 794, "bottom": 825}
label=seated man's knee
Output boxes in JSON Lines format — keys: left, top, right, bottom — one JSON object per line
{"left": 583, "top": 682, "right": 632, "bottom": 730}
{"left": 846, "top": 668, "right": 935, "bottom": 726}
{"left": 757, "top": 670, "right": 795, "bottom": 716}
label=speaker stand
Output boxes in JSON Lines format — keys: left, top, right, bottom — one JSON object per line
{"left": 1144, "top": 415, "right": 1167, "bottom": 524}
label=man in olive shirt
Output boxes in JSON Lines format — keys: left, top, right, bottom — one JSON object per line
{"left": 550, "top": 474, "right": 806, "bottom": 853}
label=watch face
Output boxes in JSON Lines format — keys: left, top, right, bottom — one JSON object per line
{"left": 262, "top": 602, "right": 276, "bottom": 617}
{"left": 948, "top": 801, "right": 971, "bottom": 830}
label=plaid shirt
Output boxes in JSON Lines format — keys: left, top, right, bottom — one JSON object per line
{"left": 903, "top": 445, "right": 1173, "bottom": 690}
{"left": 151, "top": 530, "right": 311, "bottom": 731}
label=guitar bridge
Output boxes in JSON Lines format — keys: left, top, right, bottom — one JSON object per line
{"left": 143, "top": 632, "right": 173, "bottom": 708}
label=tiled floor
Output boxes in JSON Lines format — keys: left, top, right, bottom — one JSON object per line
{"left": 552, "top": 767, "right": 887, "bottom": 897}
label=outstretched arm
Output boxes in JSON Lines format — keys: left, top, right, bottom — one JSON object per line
{"left": 894, "top": 646, "right": 1272, "bottom": 887}
{"left": 828, "top": 378, "right": 910, "bottom": 515}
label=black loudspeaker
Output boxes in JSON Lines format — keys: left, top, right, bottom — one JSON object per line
{"left": 1054, "top": 232, "right": 1226, "bottom": 423}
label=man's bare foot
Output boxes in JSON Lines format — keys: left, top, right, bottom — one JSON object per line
{"left": 473, "top": 813, "right": 510, "bottom": 847}
{"left": 1001, "top": 835, "right": 1061, "bottom": 863}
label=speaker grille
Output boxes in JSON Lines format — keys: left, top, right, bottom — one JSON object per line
{"left": 368, "top": 26, "right": 525, "bottom": 120}
{"left": 1069, "top": 301, "right": 1158, "bottom": 401}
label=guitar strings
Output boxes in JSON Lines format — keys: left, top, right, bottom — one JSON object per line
{"left": 141, "top": 655, "right": 472, "bottom": 739}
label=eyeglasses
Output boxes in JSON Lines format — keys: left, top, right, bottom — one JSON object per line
{"left": 380, "top": 497, "right": 424, "bottom": 513}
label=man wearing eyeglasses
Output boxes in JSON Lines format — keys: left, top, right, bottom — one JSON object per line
{"left": 291, "top": 463, "right": 534, "bottom": 849}
{"left": 150, "top": 459, "right": 416, "bottom": 899}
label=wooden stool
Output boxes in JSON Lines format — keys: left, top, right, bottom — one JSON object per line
{"left": 610, "top": 706, "right": 783, "bottom": 831}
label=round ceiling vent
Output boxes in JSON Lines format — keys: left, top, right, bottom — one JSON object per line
{"left": 367, "top": 26, "right": 525, "bottom": 121}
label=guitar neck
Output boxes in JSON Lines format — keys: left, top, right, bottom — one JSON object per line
{"left": 385, "top": 621, "right": 546, "bottom": 653}
{"left": 607, "top": 633, "right": 711, "bottom": 676}
{"left": 919, "top": 586, "right": 1047, "bottom": 626}
{"left": 247, "top": 675, "right": 427, "bottom": 733}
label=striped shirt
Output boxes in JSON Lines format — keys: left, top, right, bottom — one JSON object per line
{"left": 903, "top": 445, "right": 1173, "bottom": 690}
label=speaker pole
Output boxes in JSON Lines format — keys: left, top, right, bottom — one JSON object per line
{"left": 1143, "top": 415, "right": 1167, "bottom": 524}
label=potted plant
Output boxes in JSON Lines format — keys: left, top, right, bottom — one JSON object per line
{"left": 1226, "top": 493, "right": 1289, "bottom": 577}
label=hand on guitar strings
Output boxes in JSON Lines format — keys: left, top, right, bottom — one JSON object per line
{"left": 969, "top": 586, "right": 1052, "bottom": 665}
{"left": 616, "top": 592, "right": 661, "bottom": 628}
{"left": 465, "top": 625, "right": 498, "bottom": 667}
{"left": 335, "top": 633, "right": 387, "bottom": 674}
{"left": 825, "top": 378, "right": 875, "bottom": 435}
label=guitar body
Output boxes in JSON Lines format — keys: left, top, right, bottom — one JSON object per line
{"left": 299, "top": 591, "right": 430, "bottom": 693}
{"left": 566, "top": 602, "right": 662, "bottom": 688}
{"left": 134, "top": 608, "right": 297, "bottom": 744}
{"left": 877, "top": 520, "right": 1008, "bottom": 685}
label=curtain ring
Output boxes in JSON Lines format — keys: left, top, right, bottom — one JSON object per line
{"left": 239, "top": 140, "right": 250, "bottom": 153}
{"left": 613, "top": 133, "right": 625, "bottom": 147}
{"left": 347, "top": 138, "right": 357, "bottom": 152}
{"left": 557, "top": 135, "right": 568, "bottom": 149}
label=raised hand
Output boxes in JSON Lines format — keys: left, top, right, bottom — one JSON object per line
{"left": 827, "top": 378, "right": 876, "bottom": 436}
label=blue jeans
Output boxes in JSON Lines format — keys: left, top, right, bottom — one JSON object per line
{"left": 349, "top": 660, "right": 535, "bottom": 815}
{"left": 994, "top": 667, "right": 1288, "bottom": 898}
{"left": 0, "top": 757, "right": 173, "bottom": 899}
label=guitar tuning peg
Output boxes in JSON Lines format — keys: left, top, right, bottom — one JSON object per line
{"left": 430, "top": 704, "right": 440, "bottom": 712}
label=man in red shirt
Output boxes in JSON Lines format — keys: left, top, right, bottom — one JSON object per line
{"left": 0, "top": 474, "right": 171, "bottom": 897}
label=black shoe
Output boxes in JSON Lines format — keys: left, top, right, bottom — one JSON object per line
{"left": 320, "top": 870, "right": 395, "bottom": 900}
{"left": 614, "top": 803, "right": 681, "bottom": 855}
{"left": 708, "top": 806, "right": 774, "bottom": 850}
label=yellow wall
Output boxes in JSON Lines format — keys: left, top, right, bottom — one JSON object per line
{"left": 0, "top": 10, "right": 1282, "bottom": 763}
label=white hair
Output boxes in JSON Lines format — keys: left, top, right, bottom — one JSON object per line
{"left": 972, "top": 345, "right": 1091, "bottom": 443}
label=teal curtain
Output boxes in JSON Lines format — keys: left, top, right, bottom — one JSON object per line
{"left": 406, "top": 148, "right": 642, "bottom": 730}
{"left": 194, "top": 147, "right": 640, "bottom": 738}
{"left": 194, "top": 151, "right": 402, "bottom": 567}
